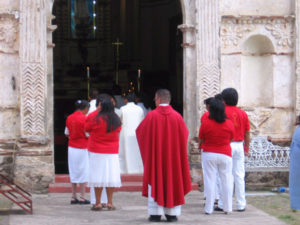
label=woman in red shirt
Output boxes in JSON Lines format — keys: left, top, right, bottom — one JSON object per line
{"left": 65, "top": 100, "right": 90, "bottom": 204}
{"left": 85, "top": 94, "right": 122, "bottom": 211}
{"left": 199, "top": 98, "right": 234, "bottom": 215}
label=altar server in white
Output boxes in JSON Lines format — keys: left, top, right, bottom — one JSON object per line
{"left": 119, "top": 93, "right": 144, "bottom": 174}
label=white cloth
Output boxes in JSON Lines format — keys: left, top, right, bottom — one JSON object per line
{"left": 231, "top": 141, "right": 246, "bottom": 210}
{"left": 202, "top": 152, "right": 233, "bottom": 214}
{"left": 115, "top": 108, "right": 121, "bottom": 118}
{"left": 119, "top": 102, "right": 144, "bottom": 174}
{"left": 90, "top": 186, "right": 108, "bottom": 204}
{"left": 68, "top": 147, "right": 89, "bottom": 183}
{"left": 137, "top": 102, "right": 148, "bottom": 117}
{"left": 88, "top": 152, "right": 122, "bottom": 187}
{"left": 148, "top": 185, "right": 181, "bottom": 216}
{"left": 88, "top": 99, "right": 97, "bottom": 114}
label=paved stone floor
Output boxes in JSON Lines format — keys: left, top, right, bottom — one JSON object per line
{"left": 4, "top": 191, "right": 286, "bottom": 225}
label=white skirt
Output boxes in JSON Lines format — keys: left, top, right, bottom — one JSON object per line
{"left": 68, "top": 147, "right": 89, "bottom": 183}
{"left": 88, "top": 152, "right": 122, "bottom": 188}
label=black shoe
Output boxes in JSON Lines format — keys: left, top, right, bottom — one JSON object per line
{"left": 237, "top": 208, "right": 246, "bottom": 212}
{"left": 79, "top": 198, "right": 91, "bottom": 205}
{"left": 214, "top": 206, "right": 223, "bottom": 211}
{"left": 165, "top": 215, "right": 178, "bottom": 222}
{"left": 148, "top": 215, "right": 161, "bottom": 222}
{"left": 70, "top": 198, "right": 79, "bottom": 204}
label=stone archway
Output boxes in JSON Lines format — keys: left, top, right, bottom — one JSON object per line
{"left": 15, "top": 0, "right": 221, "bottom": 192}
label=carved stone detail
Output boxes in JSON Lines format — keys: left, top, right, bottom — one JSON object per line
{"left": 245, "top": 108, "right": 273, "bottom": 135}
{"left": 20, "top": 0, "right": 47, "bottom": 138}
{"left": 265, "top": 19, "right": 294, "bottom": 48}
{"left": 0, "top": 15, "right": 18, "bottom": 53}
{"left": 221, "top": 16, "right": 294, "bottom": 52}
{"left": 197, "top": 0, "right": 220, "bottom": 117}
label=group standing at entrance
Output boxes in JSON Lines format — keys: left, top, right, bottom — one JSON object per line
{"left": 64, "top": 87, "right": 252, "bottom": 222}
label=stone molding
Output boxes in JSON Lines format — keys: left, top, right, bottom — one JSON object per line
{"left": 197, "top": 0, "right": 220, "bottom": 117}
{"left": 0, "top": 15, "right": 18, "bottom": 54}
{"left": 221, "top": 16, "right": 295, "bottom": 54}
{"left": 20, "top": 0, "right": 48, "bottom": 139}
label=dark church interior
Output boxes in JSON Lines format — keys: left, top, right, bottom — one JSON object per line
{"left": 53, "top": 0, "right": 183, "bottom": 173}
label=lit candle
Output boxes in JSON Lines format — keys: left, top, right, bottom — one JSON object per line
{"left": 138, "top": 69, "right": 141, "bottom": 79}
{"left": 87, "top": 66, "right": 90, "bottom": 79}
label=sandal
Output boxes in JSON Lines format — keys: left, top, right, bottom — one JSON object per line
{"left": 91, "top": 204, "right": 103, "bottom": 211}
{"left": 79, "top": 196, "right": 90, "bottom": 205}
{"left": 70, "top": 197, "right": 79, "bottom": 204}
{"left": 101, "top": 203, "right": 107, "bottom": 208}
{"left": 107, "top": 204, "right": 116, "bottom": 211}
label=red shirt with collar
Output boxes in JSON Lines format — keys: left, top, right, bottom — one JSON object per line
{"left": 66, "top": 111, "right": 88, "bottom": 149}
{"left": 201, "top": 112, "right": 209, "bottom": 123}
{"left": 199, "top": 118, "right": 234, "bottom": 157}
{"left": 85, "top": 110, "right": 121, "bottom": 154}
{"left": 225, "top": 105, "right": 250, "bottom": 141}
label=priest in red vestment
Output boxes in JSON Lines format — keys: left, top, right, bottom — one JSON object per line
{"left": 136, "top": 89, "right": 192, "bottom": 223}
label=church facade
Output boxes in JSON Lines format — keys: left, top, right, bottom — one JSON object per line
{"left": 0, "top": 0, "right": 298, "bottom": 192}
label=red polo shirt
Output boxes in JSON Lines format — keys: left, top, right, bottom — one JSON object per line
{"left": 200, "top": 112, "right": 209, "bottom": 123}
{"left": 199, "top": 118, "right": 234, "bottom": 157}
{"left": 225, "top": 105, "right": 250, "bottom": 141}
{"left": 66, "top": 111, "right": 88, "bottom": 149}
{"left": 85, "top": 110, "right": 121, "bottom": 154}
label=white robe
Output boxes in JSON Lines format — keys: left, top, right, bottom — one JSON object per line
{"left": 119, "top": 102, "right": 144, "bottom": 174}
{"left": 88, "top": 99, "right": 97, "bottom": 114}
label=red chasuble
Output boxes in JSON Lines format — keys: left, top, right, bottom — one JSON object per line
{"left": 136, "top": 105, "right": 192, "bottom": 208}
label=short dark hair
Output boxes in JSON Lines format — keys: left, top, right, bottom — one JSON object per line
{"left": 90, "top": 88, "right": 99, "bottom": 100}
{"left": 156, "top": 89, "right": 171, "bottom": 103}
{"left": 221, "top": 88, "right": 238, "bottom": 106}
{"left": 96, "top": 94, "right": 121, "bottom": 132}
{"left": 208, "top": 98, "right": 226, "bottom": 123}
{"left": 204, "top": 97, "right": 214, "bottom": 106}
{"left": 75, "top": 100, "right": 90, "bottom": 110}
{"left": 125, "top": 92, "right": 136, "bottom": 102}
{"left": 214, "top": 93, "right": 223, "bottom": 101}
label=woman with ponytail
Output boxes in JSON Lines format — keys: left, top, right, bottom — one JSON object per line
{"left": 85, "top": 94, "right": 122, "bottom": 211}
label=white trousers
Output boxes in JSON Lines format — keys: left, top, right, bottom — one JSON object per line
{"left": 148, "top": 185, "right": 181, "bottom": 216}
{"left": 202, "top": 152, "right": 233, "bottom": 214}
{"left": 90, "top": 187, "right": 108, "bottom": 205}
{"left": 231, "top": 142, "right": 246, "bottom": 210}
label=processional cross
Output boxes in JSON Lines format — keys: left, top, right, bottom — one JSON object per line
{"left": 112, "top": 38, "right": 123, "bottom": 85}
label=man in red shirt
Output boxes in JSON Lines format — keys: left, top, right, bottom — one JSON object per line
{"left": 136, "top": 89, "right": 192, "bottom": 222}
{"left": 220, "top": 88, "right": 250, "bottom": 212}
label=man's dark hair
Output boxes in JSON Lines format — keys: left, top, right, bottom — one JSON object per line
{"left": 125, "top": 92, "right": 136, "bottom": 103}
{"left": 208, "top": 98, "right": 226, "bottom": 123}
{"left": 96, "top": 94, "right": 121, "bottom": 132}
{"left": 204, "top": 97, "right": 214, "bottom": 106}
{"left": 90, "top": 88, "right": 99, "bottom": 100}
{"left": 221, "top": 88, "right": 238, "bottom": 106}
{"left": 156, "top": 89, "right": 171, "bottom": 103}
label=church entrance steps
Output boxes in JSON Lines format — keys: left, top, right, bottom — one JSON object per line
{"left": 0, "top": 174, "right": 33, "bottom": 214}
{"left": 49, "top": 174, "right": 199, "bottom": 193}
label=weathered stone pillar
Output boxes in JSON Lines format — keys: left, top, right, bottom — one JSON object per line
{"left": 296, "top": 0, "right": 300, "bottom": 117}
{"left": 15, "top": 0, "right": 54, "bottom": 193}
{"left": 196, "top": 0, "right": 220, "bottom": 118}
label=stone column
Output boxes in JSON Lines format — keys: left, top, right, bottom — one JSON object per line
{"left": 296, "top": 0, "right": 300, "bottom": 117}
{"left": 15, "top": 0, "right": 54, "bottom": 193}
{"left": 196, "top": 0, "right": 220, "bottom": 119}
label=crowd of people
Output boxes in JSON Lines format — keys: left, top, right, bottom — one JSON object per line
{"left": 64, "top": 86, "right": 299, "bottom": 222}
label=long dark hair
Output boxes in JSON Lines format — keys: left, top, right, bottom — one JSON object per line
{"left": 96, "top": 94, "right": 121, "bottom": 132}
{"left": 208, "top": 98, "right": 226, "bottom": 123}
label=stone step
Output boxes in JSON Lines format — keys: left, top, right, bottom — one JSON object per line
{"left": 54, "top": 174, "right": 143, "bottom": 183}
{"left": 49, "top": 182, "right": 143, "bottom": 193}
{"left": 50, "top": 174, "right": 199, "bottom": 193}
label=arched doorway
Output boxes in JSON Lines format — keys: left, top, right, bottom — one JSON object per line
{"left": 52, "top": 0, "right": 183, "bottom": 173}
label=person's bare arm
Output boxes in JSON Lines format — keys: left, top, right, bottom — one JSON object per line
{"left": 244, "top": 131, "right": 250, "bottom": 156}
